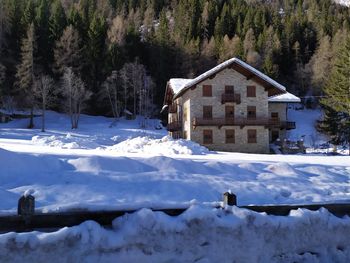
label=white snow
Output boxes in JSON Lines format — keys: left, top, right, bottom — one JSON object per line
{"left": 168, "top": 78, "right": 192, "bottom": 94}
{"left": 268, "top": 92, "right": 301, "bottom": 103}
{"left": 106, "top": 136, "right": 209, "bottom": 155}
{"left": 170, "top": 57, "right": 286, "bottom": 99}
{"left": 334, "top": 0, "right": 350, "bottom": 6}
{"left": 0, "top": 110, "right": 349, "bottom": 215}
{"left": 1, "top": 110, "right": 350, "bottom": 261}
{"left": 1, "top": 206, "right": 350, "bottom": 262}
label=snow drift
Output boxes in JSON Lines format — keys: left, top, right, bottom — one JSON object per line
{"left": 0, "top": 206, "right": 349, "bottom": 262}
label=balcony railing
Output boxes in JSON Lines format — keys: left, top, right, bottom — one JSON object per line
{"left": 221, "top": 93, "right": 241, "bottom": 104}
{"left": 168, "top": 104, "right": 177, "bottom": 113}
{"left": 193, "top": 117, "right": 296, "bottom": 129}
{"left": 167, "top": 121, "right": 182, "bottom": 132}
{"left": 284, "top": 121, "right": 296, "bottom": 130}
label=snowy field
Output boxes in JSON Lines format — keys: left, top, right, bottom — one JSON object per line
{"left": 1, "top": 110, "right": 350, "bottom": 262}
{"left": 0, "top": 110, "right": 349, "bottom": 214}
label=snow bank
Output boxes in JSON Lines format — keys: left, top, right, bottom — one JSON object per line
{"left": 106, "top": 136, "right": 210, "bottom": 155}
{"left": 32, "top": 134, "right": 80, "bottom": 149}
{"left": 1, "top": 206, "right": 350, "bottom": 262}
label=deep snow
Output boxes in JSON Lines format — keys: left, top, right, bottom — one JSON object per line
{"left": 1, "top": 110, "right": 350, "bottom": 261}
{"left": 1, "top": 206, "right": 350, "bottom": 263}
{"left": 0, "top": 110, "right": 349, "bottom": 214}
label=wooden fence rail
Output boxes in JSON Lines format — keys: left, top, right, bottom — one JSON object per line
{"left": 1, "top": 193, "right": 350, "bottom": 233}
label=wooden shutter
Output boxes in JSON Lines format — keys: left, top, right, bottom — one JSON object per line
{"left": 203, "top": 85, "right": 212, "bottom": 97}
{"left": 247, "top": 129, "right": 257, "bottom": 143}
{"left": 247, "top": 106, "right": 256, "bottom": 120}
{"left": 203, "top": 129, "right": 213, "bottom": 144}
{"left": 225, "top": 106, "right": 234, "bottom": 119}
{"left": 203, "top": 106, "right": 212, "bottom": 119}
{"left": 225, "top": 129, "right": 235, "bottom": 143}
{"left": 247, "top": 86, "right": 256, "bottom": 97}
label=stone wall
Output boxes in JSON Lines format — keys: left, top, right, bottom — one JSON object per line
{"left": 184, "top": 67, "right": 270, "bottom": 153}
{"left": 268, "top": 102, "right": 287, "bottom": 142}
{"left": 191, "top": 126, "right": 270, "bottom": 153}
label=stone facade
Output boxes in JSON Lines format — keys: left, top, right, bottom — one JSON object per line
{"left": 167, "top": 65, "right": 294, "bottom": 154}
{"left": 268, "top": 102, "right": 287, "bottom": 143}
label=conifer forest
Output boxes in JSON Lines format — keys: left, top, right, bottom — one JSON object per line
{"left": 0, "top": 0, "right": 349, "bottom": 142}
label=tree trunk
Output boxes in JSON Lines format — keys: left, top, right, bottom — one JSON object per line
{"left": 41, "top": 102, "right": 45, "bottom": 132}
{"left": 28, "top": 107, "right": 34, "bottom": 129}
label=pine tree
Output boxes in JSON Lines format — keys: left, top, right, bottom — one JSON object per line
{"left": 0, "top": 0, "right": 10, "bottom": 54}
{"left": 16, "top": 23, "right": 37, "bottom": 128}
{"left": 35, "top": 0, "right": 51, "bottom": 68}
{"left": 22, "top": 0, "right": 36, "bottom": 28}
{"left": 49, "top": 0, "right": 67, "bottom": 44}
{"left": 87, "top": 12, "right": 107, "bottom": 90}
{"left": 320, "top": 34, "right": 350, "bottom": 152}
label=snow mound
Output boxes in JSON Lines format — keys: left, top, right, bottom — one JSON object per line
{"left": 1, "top": 206, "right": 350, "bottom": 262}
{"left": 106, "top": 136, "right": 210, "bottom": 155}
{"left": 32, "top": 135, "right": 80, "bottom": 149}
{"left": 266, "top": 162, "right": 298, "bottom": 177}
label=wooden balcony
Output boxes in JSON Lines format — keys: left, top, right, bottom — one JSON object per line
{"left": 193, "top": 117, "right": 296, "bottom": 129}
{"left": 284, "top": 121, "right": 296, "bottom": 130}
{"left": 167, "top": 121, "right": 182, "bottom": 132}
{"left": 168, "top": 104, "right": 177, "bottom": 113}
{"left": 221, "top": 93, "right": 241, "bottom": 104}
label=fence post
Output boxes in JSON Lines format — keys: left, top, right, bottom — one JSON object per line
{"left": 223, "top": 192, "right": 237, "bottom": 206}
{"left": 18, "top": 193, "right": 35, "bottom": 224}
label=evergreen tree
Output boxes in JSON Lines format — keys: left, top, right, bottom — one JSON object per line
{"left": 87, "top": 12, "right": 107, "bottom": 91}
{"left": 49, "top": 0, "right": 67, "bottom": 44}
{"left": 320, "top": 35, "right": 350, "bottom": 151}
{"left": 22, "top": 0, "right": 36, "bottom": 28}
{"left": 35, "top": 0, "right": 51, "bottom": 69}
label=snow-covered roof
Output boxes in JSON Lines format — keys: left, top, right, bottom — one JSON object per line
{"left": 169, "top": 58, "right": 286, "bottom": 99}
{"left": 268, "top": 92, "right": 301, "bottom": 103}
{"left": 169, "top": 78, "right": 193, "bottom": 94}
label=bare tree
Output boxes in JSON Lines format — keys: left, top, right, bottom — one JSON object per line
{"left": 16, "top": 23, "right": 37, "bottom": 128}
{"left": 54, "top": 25, "right": 83, "bottom": 75}
{"left": 33, "top": 74, "right": 54, "bottom": 132}
{"left": 102, "top": 70, "right": 120, "bottom": 122}
{"left": 61, "top": 67, "right": 91, "bottom": 129}
{"left": 119, "top": 60, "right": 155, "bottom": 124}
{"left": 107, "top": 15, "right": 127, "bottom": 46}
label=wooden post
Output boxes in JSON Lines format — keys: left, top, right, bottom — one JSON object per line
{"left": 18, "top": 194, "right": 35, "bottom": 224}
{"left": 223, "top": 192, "right": 237, "bottom": 206}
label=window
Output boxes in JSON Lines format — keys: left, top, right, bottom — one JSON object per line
{"left": 203, "top": 85, "right": 212, "bottom": 97}
{"left": 225, "top": 85, "right": 234, "bottom": 94}
{"left": 247, "top": 85, "right": 256, "bottom": 97}
{"left": 226, "top": 129, "right": 235, "bottom": 143}
{"left": 203, "top": 106, "right": 212, "bottom": 119}
{"left": 247, "top": 129, "right": 257, "bottom": 143}
{"left": 271, "top": 112, "right": 279, "bottom": 119}
{"left": 225, "top": 106, "right": 234, "bottom": 119}
{"left": 203, "top": 130, "right": 213, "bottom": 144}
{"left": 247, "top": 106, "right": 256, "bottom": 120}
{"left": 271, "top": 130, "right": 279, "bottom": 142}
